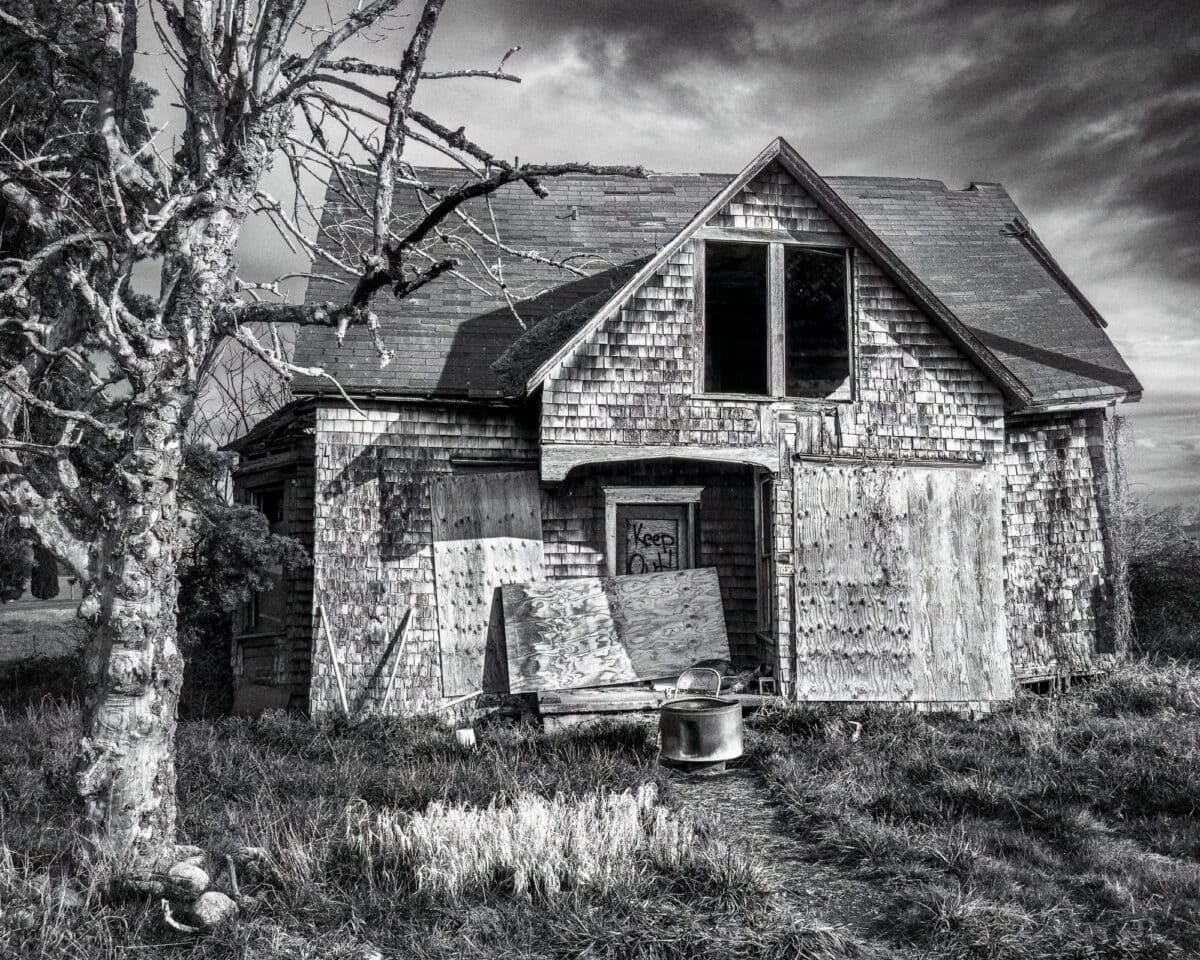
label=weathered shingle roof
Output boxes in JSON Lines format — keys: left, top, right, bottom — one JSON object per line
{"left": 826, "top": 177, "right": 1141, "bottom": 403}
{"left": 294, "top": 170, "right": 726, "bottom": 398}
{"left": 293, "top": 159, "right": 1141, "bottom": 407}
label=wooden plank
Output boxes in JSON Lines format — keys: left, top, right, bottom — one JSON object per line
{"left": 697, "top": 226, "right": 855, "bottom": 247}
{"left": 792, "top": 463, "right": 913, "bottom": 701}
{"left": 501, "top": 567, "right": 730, "bottom": 694}
{"left": 791, "top": 461, "right": 1010, "bottom": 703}
{"left": 432, "top": 471, "right": 544, "bottom": 696}
{"left": 693, "top": 239, "right": 706, "bottom": 394}
{"left": 317, "top": 606, "right": 351, "bottom": 717}
{"left": 768, "top": 242, "right": 786, "bottom": 397}
{"left": 906, "top": 468, "right": 1010, "bottom": 701}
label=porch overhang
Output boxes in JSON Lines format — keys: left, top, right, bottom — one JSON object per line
{"left": 540, "top": 443, "right": 779, "bottom": 482}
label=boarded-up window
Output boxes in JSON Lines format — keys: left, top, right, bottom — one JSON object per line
{"left": 603, "top": 486, "right": 703, "bottom": 578}
{"left": 785, "top": 248, "right": 850, "bottom": 398}
{"left": 704, "top": 241, "right": 768, "bottom": 394}
{"left": 431, "top": 471, "right": 545, "bottom": 696}
{"left": 616, "top": 504, "right": 690, "bottom": 575}
{"left": 791, "top": 463, "right": 1012, "bottom": 703}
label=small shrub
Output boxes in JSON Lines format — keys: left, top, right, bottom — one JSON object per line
{"left": 0, "top": 512, "right": 32, "bottom": 601}
{"left": 0, "top": 655, "right": 82, "bottom": 710}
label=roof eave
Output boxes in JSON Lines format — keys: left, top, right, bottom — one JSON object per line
{"left": 1009, "top": 388, "right": 1142, "bottom": 417}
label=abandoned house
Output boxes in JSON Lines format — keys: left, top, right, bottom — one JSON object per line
{"left": 226, "top": 137, "right": 1142, "bottom": 718}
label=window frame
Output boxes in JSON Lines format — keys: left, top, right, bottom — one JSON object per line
{"left": 694, "top": 233, "right": 855, "bottom": 403}
{"left": 753, "top": 471, "right": 775, "bottom": 634}
{"left": 602, "top": 485, "right": 704, "bottom": 577}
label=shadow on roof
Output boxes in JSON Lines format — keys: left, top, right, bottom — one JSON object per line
{"left": 969, "top": 329, "right": 1140, "bottom": 395}
{"left": 437, "top": 259, "right": 648, "bottom": 397}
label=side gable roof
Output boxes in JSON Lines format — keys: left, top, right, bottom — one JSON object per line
{"left": 294, "top": 138, "right": 1141, "bottom": 408}
{"left": 293, "top": 170, "right": 725, "bottom": 398}
{"left": 826, "top": 178, "right": 1142, "bottom": 404}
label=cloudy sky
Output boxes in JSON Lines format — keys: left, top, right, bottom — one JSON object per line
{"left": 147, "top": 0, "right": 1199, "bottom": 504}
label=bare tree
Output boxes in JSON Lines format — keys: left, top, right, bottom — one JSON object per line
{"left": 188, "top": 338, "right": 291, "bottom": 451}
{"left": 0, "top": 0, "right": 640, "bottom": 880}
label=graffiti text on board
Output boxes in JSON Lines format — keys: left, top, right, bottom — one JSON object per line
{"left": 626, "top": 519, "right": 680, "bottom": 574}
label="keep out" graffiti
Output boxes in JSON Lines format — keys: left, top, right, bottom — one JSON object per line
{"left": 625, "top": 518, "right": 679, "bottom": 574}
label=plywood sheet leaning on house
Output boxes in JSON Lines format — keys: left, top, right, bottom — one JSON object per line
{"left": 431, "top": 470, "right": 544, "bottom": 696}
{"left": 792, "top": 462, "right": 1010, "bottom": 703}
{"left": 501, "top": 567, "right": 729, "bottom": 694}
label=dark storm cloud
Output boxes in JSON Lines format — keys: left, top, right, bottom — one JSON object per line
{"left": 492, "top": 0, "right": 1200, "bottom": 282}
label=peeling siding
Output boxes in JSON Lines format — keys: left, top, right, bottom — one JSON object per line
{"left": 1003, "top": 409, "right": 1116, "bottom": 680}
{"left": 310, "top": 402, "right": 538, "bottom": 716}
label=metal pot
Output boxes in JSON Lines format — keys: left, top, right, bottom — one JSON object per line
{"left": 659, "top": 696, "right": 743, "bottom": 764}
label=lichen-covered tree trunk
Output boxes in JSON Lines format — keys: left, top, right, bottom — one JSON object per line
{"left": 72, "top": 187, "right": 261, "bottom": 873}
{"left": 75, "top": 400, "right": 187, "bottom": 873}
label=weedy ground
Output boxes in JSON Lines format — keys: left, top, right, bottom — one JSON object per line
{"left": 1, "top": 633, "right": 1199, "bottom": 958}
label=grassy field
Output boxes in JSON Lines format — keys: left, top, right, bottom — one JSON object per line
{"left": 2, "top": 657, "right": 1199, "bottom": 958}
{"left": 0, "top": 602, "right": 82, "bottom": 665}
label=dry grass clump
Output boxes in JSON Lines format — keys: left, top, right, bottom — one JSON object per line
{"left": 346, "top": 783, "right": 759, "bottom": 903}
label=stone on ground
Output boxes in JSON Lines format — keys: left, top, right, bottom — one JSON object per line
{"left": 192, "top": 891, "right": 238, "bottom": 929}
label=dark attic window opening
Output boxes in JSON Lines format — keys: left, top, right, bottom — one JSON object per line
{"left": 704, "top": 241, "right": 769, "bottom": 395}
{"left": 784, "top": 247, "right": 850, "bottom": 399}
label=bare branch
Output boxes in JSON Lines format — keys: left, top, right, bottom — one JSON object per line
{"left": 317, "top": 56, "right": 521, "bottom": 84}
{"left": 369, "top": 0, "right": 449, "bottom": 259}
{"left": 291, "top": 0, "right": 407, "bottom": 85}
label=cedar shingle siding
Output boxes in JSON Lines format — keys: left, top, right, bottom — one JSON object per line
{"left": 230, "top": 138, "right": 1138, "bottom": 714}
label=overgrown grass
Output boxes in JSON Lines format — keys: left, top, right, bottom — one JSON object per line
{"left": 5, "top": 651, "right": 1200, "bottom": 958}
{"left": 0, "top": 701, "right": 833, "bottom": 959}
{"left": 752, "top": 659, "right": 1200, "bottom": 959}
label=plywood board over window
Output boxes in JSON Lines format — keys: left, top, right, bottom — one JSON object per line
{"left": 792, "top": 461, "right": 1011, "bottom": 703}
{"left": 603, "top": 485, "right": 703, "bottom": 577}
{"left": 431, "top": 470, "right": 544, "bottom": 696}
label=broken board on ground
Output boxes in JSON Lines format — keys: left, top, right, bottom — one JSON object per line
{"left": 500, "top": 566, "right": 729, "bottom": 694}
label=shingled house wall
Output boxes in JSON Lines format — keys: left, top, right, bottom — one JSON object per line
{"left": 537, "top": 163, "right": 1008, "bottom": 693}
{"left": 310, "top": 401, "right": 538, "bottom": 715}
{"left": 1003, "top": 409, "right": 1117, "bottom": 681}
{"left": 308, "top": 402, "right": 764, "bottom": 713}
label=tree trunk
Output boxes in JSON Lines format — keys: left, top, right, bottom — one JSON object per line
{"left": 68, "top": 110, "right": 289, "bottom": 875}
{"left": 75, "top": 404, "right": 186, "bottom": 876}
